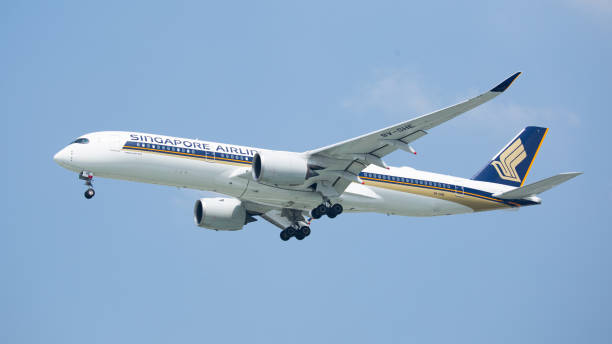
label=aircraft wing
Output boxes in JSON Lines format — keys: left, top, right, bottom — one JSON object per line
{"left": 306, "top": 72, "right": 523, "bottom": 196}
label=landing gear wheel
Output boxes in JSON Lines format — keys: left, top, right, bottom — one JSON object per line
{"left": 331, "top": 203, "right": 343, "bottom": 216}
{"left": 327, "top": 203, "right": 343, "bottom": 218}
{"left": 280, "top": 230, "right": 291, "bottom": 241}
{"left": 84, "top": 188, "right": 95, "bottom": 199}
{"left": 301, "top": 226, "right": 311, "bottom": 237}
{"left": 286, "top": 227, "right": 296, "bottom": 237}
{"left": 296, "top": 226, "right": 310, "bottom": 240}
{"left": 311, "top": 204, "right": 328, "bottom": 219}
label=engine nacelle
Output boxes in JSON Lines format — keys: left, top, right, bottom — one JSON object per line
{"left": 252, "top": 150, "right": 310, "bottom": 186}
{"left": 193, "top": 197, "right": 247, "bottom": 231}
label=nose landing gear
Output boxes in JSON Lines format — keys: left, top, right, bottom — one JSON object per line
{"left": 79, "top": 171, "right": 95, "bottom": 199}
{"left": 84, "top": 188, "right": 95, "bottom": 199}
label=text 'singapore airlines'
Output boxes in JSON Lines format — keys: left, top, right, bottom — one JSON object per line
{"left": 53, "top": 72, "right": 581, "bottom": 241}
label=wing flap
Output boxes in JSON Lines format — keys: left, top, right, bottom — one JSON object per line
{"left": 258, "top": 208, "right": 307, "bottom": 230}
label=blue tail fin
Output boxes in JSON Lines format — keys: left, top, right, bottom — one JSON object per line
{"left": 471, "top": 126, "right": 548, "bottom": 187}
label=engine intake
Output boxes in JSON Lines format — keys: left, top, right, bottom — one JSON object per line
{"left": 252, "top": 151, "right": 311, "bottom": 186}
{"left": 193, "top": 197, "right": 247, "bottom": 231}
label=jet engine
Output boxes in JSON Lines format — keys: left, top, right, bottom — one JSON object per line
{"left": 252, "top": 151, "right": 313, "bottom": 186}
{"left": 193, "top": 197, "right": 247, "bottom": 231}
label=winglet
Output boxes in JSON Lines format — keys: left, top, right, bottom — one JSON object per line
{"left": 490, "top": 72, "right": 522, "bottom": 93}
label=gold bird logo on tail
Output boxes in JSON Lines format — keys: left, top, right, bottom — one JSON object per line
{"left": 491, "top": 138, "right": 527, "bottom": 183}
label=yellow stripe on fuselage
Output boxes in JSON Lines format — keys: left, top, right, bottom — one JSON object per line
{"left": 361, "top": 176, "right": 511, "bottom": 211}
{"left": 123, "top": 145, "right": 250, "bottom": 165}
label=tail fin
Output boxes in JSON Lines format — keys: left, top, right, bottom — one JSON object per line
{"left": 471, "top": 126, "right": 548, "bottom": 187}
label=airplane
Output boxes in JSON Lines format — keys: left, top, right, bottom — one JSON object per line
{"left": 53, "top": 72, "right": 581, "bottom": 241}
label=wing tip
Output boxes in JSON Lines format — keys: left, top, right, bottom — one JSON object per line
{"left": 490, "top": 72, "right": 522, "bottom": 93}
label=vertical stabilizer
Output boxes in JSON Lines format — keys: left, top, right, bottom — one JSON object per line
{"left": 471, "top": 126, "right": 548, "bottom": 187}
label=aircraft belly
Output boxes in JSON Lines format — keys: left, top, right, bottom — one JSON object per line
{"left": 94, "top": 150, "right": 249, "bottom": 197}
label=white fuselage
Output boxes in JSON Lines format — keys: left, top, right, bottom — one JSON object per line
{"left": 54, "top": 131, "right": 525, "bottom": 217}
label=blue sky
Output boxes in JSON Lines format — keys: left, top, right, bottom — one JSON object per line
{"left": 1, "top": 1, "right": 610, "bottom": 343}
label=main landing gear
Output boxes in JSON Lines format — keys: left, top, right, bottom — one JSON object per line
{"left": 280, "top": 224, "right": 311, "bottom": 241}
{"left": 79, "top": 171, "right": 95, "bottom": 199}
{"left": 278, "top": 202, "right": 341, "bottom": 241}
{"left": 310, "top": 202, "right": 343, "bottom": 219}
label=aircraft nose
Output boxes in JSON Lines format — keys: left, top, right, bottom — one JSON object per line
{"left": 53, "top": 147, "right": 69, "bottom": 166}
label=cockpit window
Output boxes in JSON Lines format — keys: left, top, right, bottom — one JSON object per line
{"left": 72, "top": 138, "right": 90, "bottom": 144}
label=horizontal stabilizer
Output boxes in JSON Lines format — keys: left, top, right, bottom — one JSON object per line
{"left": 493, "top": 172, "right": 582, "bottom": 199}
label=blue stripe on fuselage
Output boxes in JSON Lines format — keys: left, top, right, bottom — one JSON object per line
{"left": 122, "top": 141, "right": 537, "bottom": 206}
{"left": 122, "top": 141, "right": 252, "bottom": 165}
{"left": 358, "top": 172, "right": 537, "bottom": 207}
